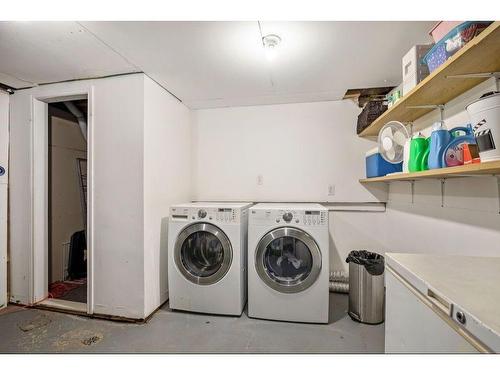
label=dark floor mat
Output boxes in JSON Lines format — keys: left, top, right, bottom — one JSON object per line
{"left": 62, "top": 284, "right": 87, "bottom": 303}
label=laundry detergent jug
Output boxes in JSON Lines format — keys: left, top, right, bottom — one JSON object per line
{"left": 409, "top": 133, "right": 429, "bottom": 172}
{"left": 428, "top": 122, "right": 451, "bottom": 169}
{"left": 442, "top": 125, "right": 476, "bottom": 167}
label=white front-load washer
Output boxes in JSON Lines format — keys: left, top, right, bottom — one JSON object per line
{"left": 168, "top": 202, "right": 253, "bottom": 316}
{"left": 248, "top": 203, "right": 329, "bottom": 323}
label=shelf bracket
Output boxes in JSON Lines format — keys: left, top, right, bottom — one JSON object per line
{"left": 446, "top": 72, "right": 500, "bottom": 91}
{"left": 440, "top": 178, "right": 446, "bottom": 208}
{"left": 406, "top": 104, "right": 445, "bottom": 122}
{"left": 410, "top": 180, "right": 415, "bottom": 204}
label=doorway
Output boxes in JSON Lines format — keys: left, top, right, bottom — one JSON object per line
{"left": 43, "top": 98, "right": 88, "bottom": 312}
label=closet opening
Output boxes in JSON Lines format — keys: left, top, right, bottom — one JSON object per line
{"left": 44, "top": 99, "right": 88, "bottom": 312}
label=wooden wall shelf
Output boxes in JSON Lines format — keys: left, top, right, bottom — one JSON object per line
{"left": 359, "top": 160, "right": 500, "bottom": 183}
{"left": 359, "top": 22, "right": 500, "bottom": 138}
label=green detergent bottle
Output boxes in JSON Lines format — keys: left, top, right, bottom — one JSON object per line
{"left": 409, "top": 133, "right": 429, "bottom": 172}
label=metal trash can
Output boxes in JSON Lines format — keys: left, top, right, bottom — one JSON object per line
{"left": 346, "top": 250, "right": 385, "bottom": 324}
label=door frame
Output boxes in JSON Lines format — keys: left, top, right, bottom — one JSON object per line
{"left": 30, "top": 87, "right": 94, "bottom": 314}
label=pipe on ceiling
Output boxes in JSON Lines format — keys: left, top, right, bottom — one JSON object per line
{"left": 63, "top": 101, "right": 87, "bottom": 141}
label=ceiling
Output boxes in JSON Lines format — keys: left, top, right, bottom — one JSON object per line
{"left": 0, "top": 21, "right": 435, "bottom": 109}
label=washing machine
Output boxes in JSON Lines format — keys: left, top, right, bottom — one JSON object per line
{"left": 248, "top": 203, "right": 329, "bottom": 323}
{"left": 168, "top": 202, "right": 253, "bottom": 316}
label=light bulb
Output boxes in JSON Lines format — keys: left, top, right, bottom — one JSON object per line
{"left": 262, "top": 34, "right": 281, "bottom": 62}
{"left": 265, "top": 45, "right": 277, "bottom": 61}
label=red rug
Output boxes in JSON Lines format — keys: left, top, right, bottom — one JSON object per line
{"left": 48, "top": 279, "right": 86, "bottom": 299}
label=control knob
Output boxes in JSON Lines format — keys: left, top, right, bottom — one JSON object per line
{"left": 282, "top": 212, "right": 293, "bottom": 222}
{"left": 198, "top": 209, "right": 207, "bottom": 219}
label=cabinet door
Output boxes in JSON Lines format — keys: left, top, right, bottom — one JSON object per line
{"left": 385, "top": 270, "right": 478, "bottom": 353}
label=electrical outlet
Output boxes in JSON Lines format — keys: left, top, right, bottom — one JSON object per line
{"left": 328, "top": 184, "right": 335, "bottom": 196}
{"left": 257, "top": 174, "right": 264, "bottom": 185}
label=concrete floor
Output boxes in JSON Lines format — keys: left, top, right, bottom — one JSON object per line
{"left": 0, "top": 294, "right": 384, "bottom": 353}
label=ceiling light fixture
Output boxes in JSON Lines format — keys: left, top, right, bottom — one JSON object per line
{"left": 262, "top": 34, "right": 281, "bottom": 61}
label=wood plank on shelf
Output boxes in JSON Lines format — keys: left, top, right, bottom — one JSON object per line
{"left": 359, "top": 22, "right": 500, "bottom": 138}
{"left": 359, "top": 160, "right": 500, "bottom": 183}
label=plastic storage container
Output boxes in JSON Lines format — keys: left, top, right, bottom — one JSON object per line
{"left": 428, "top": 21, "right": 462, "bottom": 43}
{"left": 346, "top": 250, "right": 385, "bottom": 325}
{"left": 466, "top": 92, "right": 500, "bottom": 162}
{"left": 365, "top": 148, "right": 402, "bottom": 178}
{"left": 423, "top": 21, "right": 493, "bottom": 73}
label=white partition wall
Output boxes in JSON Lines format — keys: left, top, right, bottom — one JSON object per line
{"left": 8, "top": 73, "right": 191, "bottom": 319}
{"left": 142, "top": 76, "right": 192, "bottom": 316}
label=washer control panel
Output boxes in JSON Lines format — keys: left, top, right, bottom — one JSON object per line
{"left": 215, "top": 208, "right": 237, "bottom": 223}
{"left": 252, "top": 209, "right": 327, "bottom": 226}
{"left": 170, "top": 206, "right": 245, "bottom": 224}
{"left": 303, "top": 210, "right": 327, "bottom": 226}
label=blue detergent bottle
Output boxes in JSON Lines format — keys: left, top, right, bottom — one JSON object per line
{"left": 428, "top": 121, "right": 451, "bottom": 169}
{"left": 442, "top": 125, "right": 476, "bottom": 167}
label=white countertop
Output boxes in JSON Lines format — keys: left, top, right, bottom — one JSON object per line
{"left": 386, "top": 253, "right": 500, "bottom": 351}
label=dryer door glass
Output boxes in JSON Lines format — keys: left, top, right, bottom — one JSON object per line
{"left": 256, "top": 227, "right": 322, "bottom": 293}
{"left": 264, "top": 237, "right": 312, "bottom": 285}
{"left": 175, "top": 223, "right": 233, "bottom": 285}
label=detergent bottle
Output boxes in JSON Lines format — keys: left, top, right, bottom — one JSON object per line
{"left": 428, "top": 121, "right": 451, "bottom": 169}
{"left": 409, "top": 133, "right": 429, "bottom": 172}
{"left": 442, "top": 124, "right": 476, "bottom": 167}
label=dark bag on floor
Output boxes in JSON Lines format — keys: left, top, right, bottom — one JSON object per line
{"left": 68, "top": 230, "right": 87, "bottom": 279}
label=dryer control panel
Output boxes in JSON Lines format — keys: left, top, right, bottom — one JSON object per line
{"left": 250, "top": 209, "right": 327, "bottom": 226}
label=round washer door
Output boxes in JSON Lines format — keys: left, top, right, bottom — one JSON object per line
{"left": 174, "top": 223, "right": 233, "bottom": 285}
{"left": 255, "top": 227, "right": 322, "bottom": 294}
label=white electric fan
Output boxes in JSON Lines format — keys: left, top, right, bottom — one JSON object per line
{"left": 377, "top": 121, "right": 412, "bottom": 172}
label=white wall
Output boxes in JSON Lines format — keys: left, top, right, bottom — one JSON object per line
{"left": 6, "top": 69, "right": 499, "bottom": 314}
{"left": 9, "top": 74, "right": 146, "bottom": 318}
{"left": 9, "top": 73, "right": 192, "bottom": 319}
{"left": 329, "top": 77, "right": 500, "bottom": 272}
{"left": 0, "top": 91, "right": 8, "bottom": 309}
{"left": 90, "top": 74, "right": 145, "bottom": 318}
{"left": 191, "top": 100, "right": 390, "bottom": 273}
{"left": 192, "top": 100, "right": 386, "bottom": 203}
{"left": 143, "top": 76, "right": 192, "bottom": 316}
{"left": 381, "top": 76, "right": 500, "bottom": 261}
{"left": 191, "top": 78, "right": 500, "bottom": 273}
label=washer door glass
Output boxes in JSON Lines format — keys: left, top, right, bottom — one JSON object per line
{"left": 175, "top": 223, "right": 232, "bottom": 285}
{"left": 181, "top": 231, "right": 224, "bottom": 277}
{"left": 256, "top": 227, "right": 322, "bottom": 293}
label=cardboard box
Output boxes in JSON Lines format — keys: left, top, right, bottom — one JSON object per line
{"left": 403, "top": 73, "right": 420, "bottom": 96}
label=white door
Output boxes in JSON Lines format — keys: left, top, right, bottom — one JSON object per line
{"left": 0, "top": 91, "right": 9, "bottom": 309}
